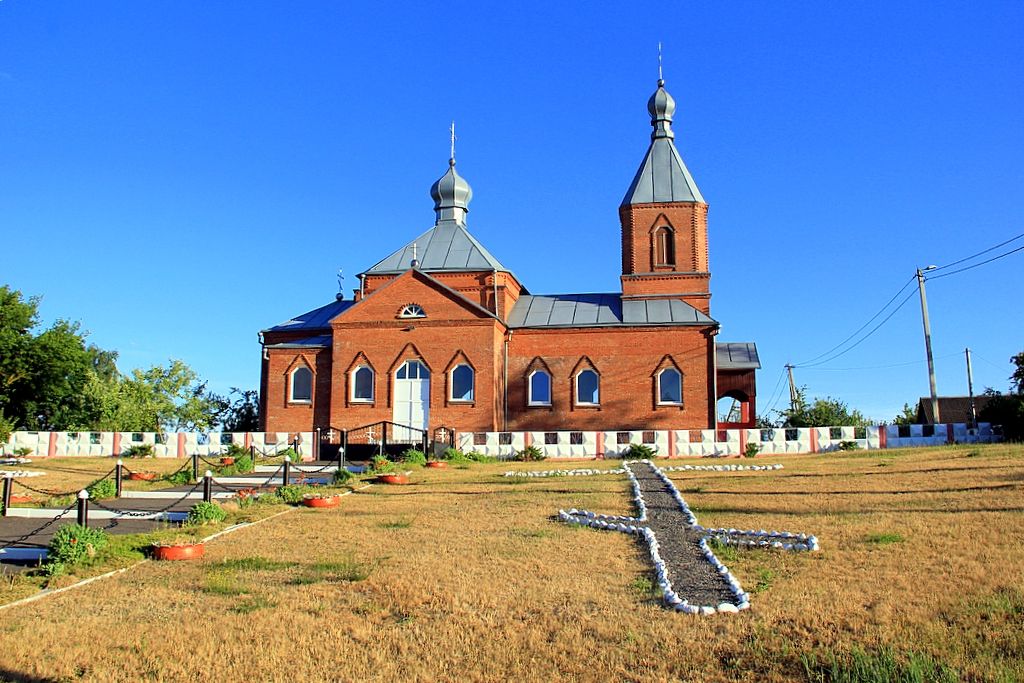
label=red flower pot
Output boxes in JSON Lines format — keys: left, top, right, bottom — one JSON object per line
{"left": 220, "top": 457, "right": 235, "bottom": 466}
{"left": 128, "top": 472, "right": 157, "bottom": 481}
{"left": 152, "top": 543, "right": 205, "bottom": 561}
{"left": 378, "top": 473, "right": 409, "bottom": 485}
{"left": 302, "top": 495, "right": 340, "bottom": 508}
{"left": 8, "top": 494, "right": 32, "bottom": 504}
{"left": 426, "top": 461, "right": 447, "bottom": 469}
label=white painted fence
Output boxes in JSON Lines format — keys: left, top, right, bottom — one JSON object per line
{"left": 2, "top": 431, "right": 315, "bottom": 459}
{"left": 457, "top": 423, "right": 998, "bottom": 460}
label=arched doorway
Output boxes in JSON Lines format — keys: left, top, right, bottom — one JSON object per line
{"left": 393, "top": 360, "right": 430, "bottom": 440}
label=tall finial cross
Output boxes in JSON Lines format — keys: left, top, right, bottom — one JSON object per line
{"left": 450, "top": 120, "right": 457, "bottom": 162}
{"left": 658, "top": 41, "right": 663, "bottom": 82}
{"left": 411, "top": 242, "right": 419, "bottom": 268}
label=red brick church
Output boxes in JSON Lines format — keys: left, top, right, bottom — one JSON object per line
{"left": 258, "top": 78, "right": 759, "bottom": 441}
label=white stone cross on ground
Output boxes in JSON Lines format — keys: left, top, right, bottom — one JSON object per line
{"left": 558, "top": 460, "right": 819, "bottom": 615}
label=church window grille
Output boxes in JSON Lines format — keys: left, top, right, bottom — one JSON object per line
{"left": 575, "top": 369, "right": 600, "bottom": 405}
{"left": 450, "top": 364, "right": 474, "bottom": 402}
{"left": 398, "top": 304, "right": 426, "bottom": 319}
{"left": 528, "top": 370, "right": 552, "bottom": 406}
{"left": 396, "top": 360, "right": 429, "bottom": 379}
{"left": 351, "top": 366, "right": 374, "bottom": 402}
{"left": 657, "top": 367, "right": 683, "bottom": 405}
{"left": 290, "top": 366, "right": 313, "bottom": 402}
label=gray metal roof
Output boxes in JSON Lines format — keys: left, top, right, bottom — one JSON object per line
{"left": 508, "top": 293, "right": 715, "bottom": 329}
{"left": 265, "top": 335, "right": 332, "bottom": 349}
{"left": 621, "top": 80, "right": 704, "bottom": 206}
{"left": 263, "top": 299, "right": 354, "bottom": 333}
{"left": 716, "top": 342, "right": 760, "bottom": 370}
{"left": 364, "top": 220, "right": 511, "bottom": 275}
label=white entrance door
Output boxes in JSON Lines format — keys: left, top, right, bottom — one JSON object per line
{"left": 393, "top": 360, "right": 430, "bottom": 442}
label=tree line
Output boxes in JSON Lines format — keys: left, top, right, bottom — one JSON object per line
{"left": 0, "top": 285, "right": 258, "bottom": 439}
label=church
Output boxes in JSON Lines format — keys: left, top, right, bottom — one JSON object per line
{"left": 258, "top": 77, "right": 759, "bottom": 445}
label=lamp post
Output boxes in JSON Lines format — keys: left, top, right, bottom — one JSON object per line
{"left": 916, "top": 265, "right": 940, "bottom": 424}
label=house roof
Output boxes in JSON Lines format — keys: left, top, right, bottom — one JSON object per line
{"left": 363, "top": 220, "right": 512, "bottom": 275}
{"left": 915, "top": 395, "right": 994, "bottom": 425}
{"left": 263, "top": 299, "right": 354, "bottom": 333}
{"left": 264, "top": 335, "right": 332, "bottom": 349}
{"left": 716, "top": 342, "right": 760, "bottom": 370}
{"left": 508, "top": 293, "right": 716, "bottom": 329}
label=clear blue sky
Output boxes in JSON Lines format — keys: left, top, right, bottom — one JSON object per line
{"left": 2, "top": 2, "right": 1022, "bottom": 423}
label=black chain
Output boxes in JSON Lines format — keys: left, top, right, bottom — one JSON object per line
{"left": 89, "top": 481, "right": 203, "bottom": 517}
{"left": 12, "top": 468, "right": 117, "bottom": 498}
{"left": 210, "top": 478, "right": 243, "bottom": 493}
{"left": 0, "top": 500, "right": 77, "bottom": 551}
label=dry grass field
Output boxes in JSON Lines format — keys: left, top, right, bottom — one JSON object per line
{"left": 0, "top": 444, "right": 1022, "bottom": 682}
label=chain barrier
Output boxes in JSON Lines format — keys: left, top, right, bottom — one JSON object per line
{"left": 89, "top": 481, "right": 203, "bottom": 518}
{"left": 210, "top": 478, "right": 244, "bottom": 494}
{"left": 0, "top": 500, "right": 77, "bottom": 551}
{"left": 11, "top": 467, "right": 116, "bottom": 499}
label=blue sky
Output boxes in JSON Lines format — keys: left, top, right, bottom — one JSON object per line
{"left": 2, "top": 2, "right": 1022, "bottom": 422}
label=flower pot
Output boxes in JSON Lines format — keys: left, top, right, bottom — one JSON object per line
{"left": 220, "top": 457, "right": 235, "bottom": 466}
{"left": 8, "top": 494, "right": 32, "bottom": 504}
{"left": 378, "top": 473, "right": 409, "bottom": 485}
{"left": 302, "top": 495, "right": 340, "bottom": 508}
{"left": 128, "top": 472, "right": 157, "bottom": 481}
{"left": 426, "top": 461, "right": 448, "bottom": 469}
{"left": 152, "top": 543, "right": 205, "bottom": 561}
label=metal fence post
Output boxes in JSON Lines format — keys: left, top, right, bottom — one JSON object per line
{"left": 2, "top": 473, "right": 11, "bottom": 517}
{"left": 192, "top": 452, "right": 199, "bottom": 483}
{"left": 315, "top": 427, "right": 321, "bottom": 462}
{"left": 283, "top": 457, "right": 290, "bottom": 487}
{"left": 115, "top": 459, "right": 123, "bottom": 498}
{"left": 203, "top": 471, "right": 213, "bottom": 503}
{"left": 77, "top": 489, "right": 90, "bottom": 527}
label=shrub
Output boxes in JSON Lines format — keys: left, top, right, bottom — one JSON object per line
{"left": 279, "top": 447, "right": 301, "bottom": 463}
{"left": 464, "top": 451, "right": 497, "bottom": 463}
{"left": 837, "top": 440, "right": 861, "bottom": 451}
{"left": 743, "top": 442, "right": 762, "bottom": 458}
{"left": 0, "top": 410, "right": 15, "bottom": 447}
{"left": 370, "top": 455, "right": 395, "bottom": 473}
{"left": 185, "top": 501, "right": 226, "bottom": 526}
{"left": 277, "top": 484, "right": 319, "bottom": 504}
{"left": 165, "top": 469, "right": 192, "bottom": 486}
{"left": 399, "top": 448, "right": 426, "bottom": 466}
{"left": 224, "top": 443, "right": 250, "bottom": 459}
{"left": 441, "top": 447, "right": 464, "bottom": 461}
{"left": 46, "top": 524, "right": 108, "bottom": 575}
{"left": 86, "top": 479, "right": 117, "bottom": 500}
{"left": 333, "top": 467, "right": 353, "bottom": 485}
{"left": 13, "top": 446, "right": 33, "bottom": 457}
{"left": 122, "top": 444, "right": 154, "bottom": 458}
{"left": 515, "top": 445, "right": 545, "bottom": 462}
{"left": 622, "top": 443, "right": 656, "bottom": 460}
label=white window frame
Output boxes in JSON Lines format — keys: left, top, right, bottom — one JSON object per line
{"left": 289, "top": 366, "right": 313, "bottom": 403}
{"left": 350, "top": 365, "right": 374, "bottom": 403}
{"left": 398, "top": 304, "right": 426, "bottom": 319}
{"left": 657, "top": 367, "right": 683, "bottom": 405}
{"left": 528, "top": 369, "right": 552, "bottom": 406}
{"left": 449, "top": 364, "right": 475, "bottom": 402}
{"left": 574, "top": 369, "right": 600, "bottom": 406}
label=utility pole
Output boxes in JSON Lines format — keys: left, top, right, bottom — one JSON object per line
{"left": 965, "top": 347, "right": 976, "bottom": 428}
{"left": 785, "top": 364, "right": 798, "bottom": 411}
{"left": 916, "top": 266, "right": 940, "bottom": 423}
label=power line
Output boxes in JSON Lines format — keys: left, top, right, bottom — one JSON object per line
{"left": 794, "top": 275, "right": 916, "bottom": 367}
{"left": 797, "top": 350, "right": 962, "bottom": 372}
{"left": 928, "top": 244, "right": 1024, "bottom": 281}
{"left": 930, "top": 232, "right": 1024, "bottom": 273}
{"left": 761, "top": 367, "right": 788, "bottom": 417}
{"left": 795, "top": 289, "right": 918, "bottom": 368}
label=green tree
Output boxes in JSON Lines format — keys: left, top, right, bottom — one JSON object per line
{"left": 778, "top": 387, "right": 870, "bottom": 427}
{"left": 218, "top": 388, "right": 260, "bottom": 432}
{"left": 892, "top": 403, "right": 918, "bottom": 426}
{"left": 1011, "top": 351, "right": 1024, "bottom": 395}
{"left": 978, "top": 351, "right": 1024, "bottom": 441}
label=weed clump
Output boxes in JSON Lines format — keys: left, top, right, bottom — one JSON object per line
{"left": 46, "top": 524, "right": 108, "bottom": 576}
{"left": 86, "top": 479, "right": 117, "bottom": 500}
{"left": 398, "top": 448, "right": 426, "bottom": 466}
{"left": 185, "top": 501, "right": 227, "bottom": 526}
{"left": 622, "top": 443, "right": 656, "bottom": 460}
{"left": 515, "top": 445, "right": 545, "bottom": 462}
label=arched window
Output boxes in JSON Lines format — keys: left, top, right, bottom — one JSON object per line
{"left": 290, "top": 366, "right": 312, "bottom": 402}
{"left": 398, "top": 304, "right": 426, "bottom": 319}
{"left": 396, "top": 359, "right": 430, "bottom": 379}
{"left": 450, "top": 364, "right": 474, "bottom": 402}
{"left": 528, "top": 370, "right": 551, "bottom": 406}
{"left": 658, "top": 367, "right": 683, "bottom": 404}
{"left": 655, "top": 227, "right": 675, "bottom": 266}
{"left": 575, "top": 369, "right": 600, "bottom": 405}
{"left": 351, "top": 366, "right": 374, "bottom": 402}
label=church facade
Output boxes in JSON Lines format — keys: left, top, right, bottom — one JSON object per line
{"left": 258, "top": 78, "right": 759, "bottom": 441}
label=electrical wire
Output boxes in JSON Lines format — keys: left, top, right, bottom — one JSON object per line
{"left": 760, "top": 367, "right": 788, "bottom": 417}
{"left": 793, "top": 275, "right": 916, "bottom": 367}
{"left": 929, "top": 232, "right": 1024, "bottom": 273}
{"left": 795, "top": 289, "right": 918, "bottom": 369}
{"left": 796, "top": 350, "right": 962, "bottom": 372}
{"left": 927, "top": 244, "right": 1024, "bottom": 281}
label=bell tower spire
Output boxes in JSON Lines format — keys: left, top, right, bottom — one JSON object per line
{"left": 619, "top": 68, "right": 711, "bottom": 314}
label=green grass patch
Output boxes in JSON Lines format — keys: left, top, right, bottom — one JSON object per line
{"left": 628, "top": 576, "right": 656, "bottom": 599}
{"left": 379, "top": 517, "right": 414, "bottom": 530}
{"left": 866, "top": 533, "right": 904, "bottom": 545}
{"left": 801, "top": 646, "right": 958, "bottom": 683}
{"left": 231, "top": 596, "right": 277, "bottom": 614}
{"left": 707, "top": 537, "right": 739, "bottom": 562}
{"left": 754, "top": 568, "right": 775, "bottom": 594}
{"left": 210, "top": 556, "right": 297, "bottom": 572}
{"left": 203, "top": 573, "right": 249, "bottom": 596}
{"left": 291, "top": 554, "right": 379, "bottom": 584}
{"left": 510, "top": 528, "right": 552, "bottom": 539}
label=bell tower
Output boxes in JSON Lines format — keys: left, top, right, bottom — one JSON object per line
{"left": 619, "top": 77, "right": 711, "bottom": 314}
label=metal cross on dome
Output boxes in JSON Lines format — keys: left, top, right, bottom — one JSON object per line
{"left": 558, "top": 460, "right": 819, "bottom": 615}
